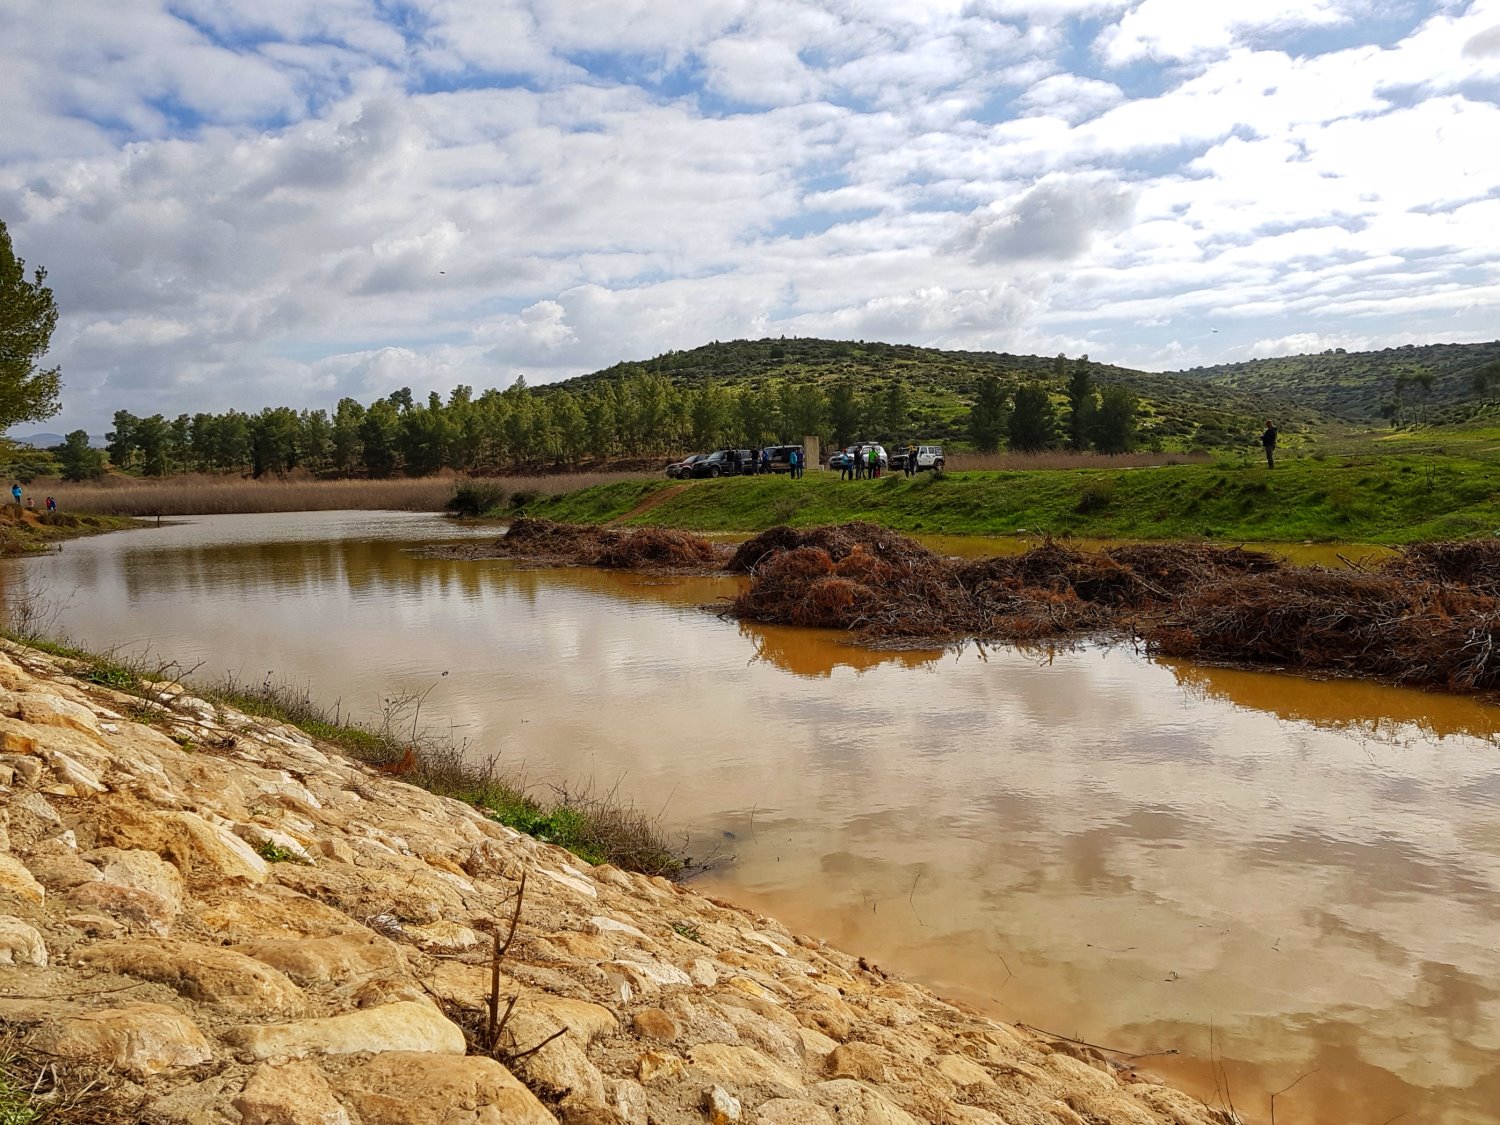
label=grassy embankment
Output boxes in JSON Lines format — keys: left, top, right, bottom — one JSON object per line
{"left": 33, "top": 471, "right": 647, "bottom": 517}
{"left": 0, "top": 632, "right": 681, "bottom": 877}
{"left": 0, "top": 507, "right": 137, "bottom": 557}
{"left": 511, "top": 447, "right": 1500, "bottom": 544}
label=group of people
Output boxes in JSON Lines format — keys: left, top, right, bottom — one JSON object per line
{"left": 9, "top": 483, "right": 57, "bottom": 512}
{"left": 839, "top": 444, "right": 922, "bottom": 481}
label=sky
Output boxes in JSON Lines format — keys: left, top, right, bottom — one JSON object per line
{"left": 3, "top": 0, "right": 1499, "bottom": 434}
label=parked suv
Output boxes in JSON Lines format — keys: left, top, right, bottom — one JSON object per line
{"left": 690, "top": 449, "right": 756, "bottom": 478}
{"left": 912, "top": 445, "right": 945, "bottom": 471}
{"left": 665, "top": 453, "right": 707, "bottom": 479}
{"left": 830, "top": 443, "right": 888, "bottom": 472}
{"left": 759, "top": 445, "right": 802, "bottom": 473}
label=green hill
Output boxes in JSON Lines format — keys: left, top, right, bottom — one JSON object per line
{"left": 1172, "top": 340, "right": 1500, "bottom": 423}
{"left": 544, "top": 337, "right": 1328, "bottom": 452}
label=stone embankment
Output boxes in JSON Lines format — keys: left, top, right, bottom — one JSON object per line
{"left": 0, "top": 641, "right": 1235, "bottom": 1124}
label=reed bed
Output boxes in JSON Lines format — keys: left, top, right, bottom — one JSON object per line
{"left": 38, "top": 471, "right": 645, "bottom": 516}
{"left": 945, "top": 450, "right": 1214, "bottom": 472}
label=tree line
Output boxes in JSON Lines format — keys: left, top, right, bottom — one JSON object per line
{"left": 969, "top": 355, "right": 1137, "bottom": 455}
{"left": 69, "top": 360, "right": 1136, "bottom": 482}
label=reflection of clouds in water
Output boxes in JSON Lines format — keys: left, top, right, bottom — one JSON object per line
{"left": 18, "top": 512, "right": 1500, "bottom": 1125}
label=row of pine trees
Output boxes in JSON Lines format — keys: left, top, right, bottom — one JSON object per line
{"left": 68, "top": 358, "right": 1135, "bottom": 480}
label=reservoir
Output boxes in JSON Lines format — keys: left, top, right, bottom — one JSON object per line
{"left": 7, "top": 510, "right": 1500, "bottom": 1124}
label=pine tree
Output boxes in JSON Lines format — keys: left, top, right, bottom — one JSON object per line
{"left": 0, "top": 220, "right": 63, "bottom": 429}
{"left": 1008, "top": 383, "right": 1058, "bottom": 452}
{"left": 968, "top": 376, "right": 1008, "bottom": 453}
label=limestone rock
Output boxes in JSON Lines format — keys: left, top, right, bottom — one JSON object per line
{"left": 705, "top": 1085, "right": 743, "bottom": 1124}
{"left": 339, "top": 1051, "right": 555, "bottom": 1125}
{"left": 240, "top": 931, "right": 408, "bottom": 984}
{"left": 825, "top": 1042, "right": 892, "bottom": 1083}
{"left": 67, "top": 880, "right": 178, "bottom": 935}
{"left": 810, "top": 1079, "right": 923, "bottom": 1125}
{"left": 24, "top": 850, "right": 102, "bottom": 892}
{"left": 18, "top": 691, "right": 107, "bottom": 737}
{"left": 225, "top": 1000, "right": 467, "bottom": 1060}
{"left": 755, "top": 1099, "right": 837, "bottom": 1125}
{"left": 32, "top": 1003, "right": 212, "bottom": 1078}
{"left": 632, "top": 1008, "right": 680, "bottom": 1041}
{"left": 688, "top": 1043, "right": 805, "bottom": 1092}
{"left": 76, "top": 939, "right": 308, "bottom": 1017}
{"left": 638, "top": 1050, "right": 686, "bottom": 1084}
{"left": 86, "top": 846, "right": 186, "bottom": 907}
{"left": 101, "top": 807, "right": 269, "bottom": 885}
{"left": 0, "top": 915, "right": 47, "bottom": 966}
{"left": 1, "top": 754, "right": 42, "bottom": 786}
{"left": 234, "top": 1060, "right": 352, "bottom": 1125}
{"left": 934, "top": 1054, "right": 994, "bottom": 1088}
{"left": 0, "top": 853, "right": 45, "bottom": 903}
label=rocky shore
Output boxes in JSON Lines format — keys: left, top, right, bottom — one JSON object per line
{"left": 0, "top": 639, "right": 1236, "bottom": 1124}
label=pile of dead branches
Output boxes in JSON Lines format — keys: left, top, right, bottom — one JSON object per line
{"left": 493, "top": 518, "right": 723, "bottom": 571}
{"left": 726, "top": 522, "right": 942, "bottom": 572}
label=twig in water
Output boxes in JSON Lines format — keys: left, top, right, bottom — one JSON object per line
{"left": 1269, "top": 1068, "right": 1318, "bottom": 1124}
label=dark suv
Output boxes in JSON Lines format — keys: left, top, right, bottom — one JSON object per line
{"left": 690, "top": 449, "right": 756, "bottom": 478}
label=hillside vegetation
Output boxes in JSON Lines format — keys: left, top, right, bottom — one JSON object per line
{"left": 555, "top": 337, "right": 1326, "bottom": 451}
{"left": 1178, "top": 339, "right": 1500, "bottom": 423}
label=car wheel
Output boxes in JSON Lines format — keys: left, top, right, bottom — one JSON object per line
{"left": 709, "top": 466, "right": 721, "bottom": 478}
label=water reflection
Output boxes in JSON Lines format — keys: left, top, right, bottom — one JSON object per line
{"left": 7, "top": 512, "right": 1500, "bottom": 1125}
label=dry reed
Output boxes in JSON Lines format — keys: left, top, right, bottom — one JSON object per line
{"left": 36, "top": 471, "right": 643, "bottom": 516}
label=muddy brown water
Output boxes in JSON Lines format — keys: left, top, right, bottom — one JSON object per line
{"left": 6, "top": 511, "right": 1499, "bottom": 1124}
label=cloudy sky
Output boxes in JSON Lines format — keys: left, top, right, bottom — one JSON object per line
{"left": 3, "top": 0, "right": 1499, "bottom": 433}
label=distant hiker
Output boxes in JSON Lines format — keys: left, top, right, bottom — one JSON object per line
{"left": 905, "top": 445, "right": 917, "bottom": 477}
{"left": 853, "top": 448, "right": 864, "bottom": 479}
{"left": 841, "top": 451, "right": 854, "bottom": 481}
{"left": 789, "top": 447, "right": 802, "bottom": 479}
{"left": 24, "top": 497, "right": 33, "bottom": 510}
{"left": 1260, "top": 421, "right": 1278, "bottom": 470}
{"left": 45, "top": 496, "right": 55, "bottom": 513}
{"left": 760, "top": 448, "right": 771, "bottom": 475}
{"left": 9, "top": 483, "right": 19, "bottom": 509}
{"left": 867, "top": 446, "right": 879, "bottom": 478}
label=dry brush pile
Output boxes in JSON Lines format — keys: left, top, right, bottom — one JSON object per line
{"left": 477, "top": 517, "right": 1500, "bottom": 695}
{"left": 490, "top": 517, "right": 725, "bottom": 570}
{"left": 727, "top": 526, "right": 1500, "bottom": 696}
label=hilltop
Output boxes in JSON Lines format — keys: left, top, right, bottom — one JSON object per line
{"left": 546, "top": 337, "right": 1328, "bottom": 451}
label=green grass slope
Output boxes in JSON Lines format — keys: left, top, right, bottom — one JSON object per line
{"left": 520, "top": 454, "right": 1500, "bottom": 544}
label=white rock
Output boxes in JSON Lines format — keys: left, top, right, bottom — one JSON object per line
{"left": 0, "top": 915, "right": 48, "bottom": 965}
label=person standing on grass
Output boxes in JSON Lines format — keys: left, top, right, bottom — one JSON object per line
{"left": 790, "top": 447, "right": 802, "bottom": 479}
{"left": 45, "top": 496, "right": 55, "bottom": 513}
{"left": 906, "top": 445, "right": 917, "bottom": 477}
{"left": 868, "top": 445, "right": 879, "bottom": 479}
{"left": 1260, "top": 420, "right": 1278, "bottom": 470}
{"left": 9, "top": 483, "right": 20, "bottom": 510}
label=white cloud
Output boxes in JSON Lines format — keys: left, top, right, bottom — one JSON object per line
{"left": 2, "top": 0, "right": 1498, "bottom": 431}
{"left": 1096, "top": 0, "right": 1364, "bottom": 67}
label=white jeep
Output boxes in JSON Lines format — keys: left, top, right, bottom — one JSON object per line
{"left": 912, "top": 444, "right": 945, "bottom": 471}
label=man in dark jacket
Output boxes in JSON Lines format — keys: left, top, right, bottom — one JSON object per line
{"left": 1260, "top": 421, "right": 1277, "bottom": 469}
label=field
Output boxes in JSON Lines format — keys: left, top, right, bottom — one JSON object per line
{"left": 514, "top": 443, "right": 1500, "bottom": 544}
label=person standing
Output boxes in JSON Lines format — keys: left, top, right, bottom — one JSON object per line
{"left": 1260, "top": 421, "right": 1278, "bottom": 470}
{"left": 45, "top": 496, "right": 56, "bottom": 513}
{"left": 905, "top": 445, "right": 917, "bottom": 477}
{"left": 841, "top": 450, "right": 853, "bottom": 481}
{"left": 9, "top": 483, "right": 20, "bottom": 511}
{"left": 867, "top": 446, "right": 879, "bottom": 479}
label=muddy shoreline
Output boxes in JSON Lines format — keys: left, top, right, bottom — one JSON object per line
{"left": 432, "top": 518, "right": 1500, "bottom": 699}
